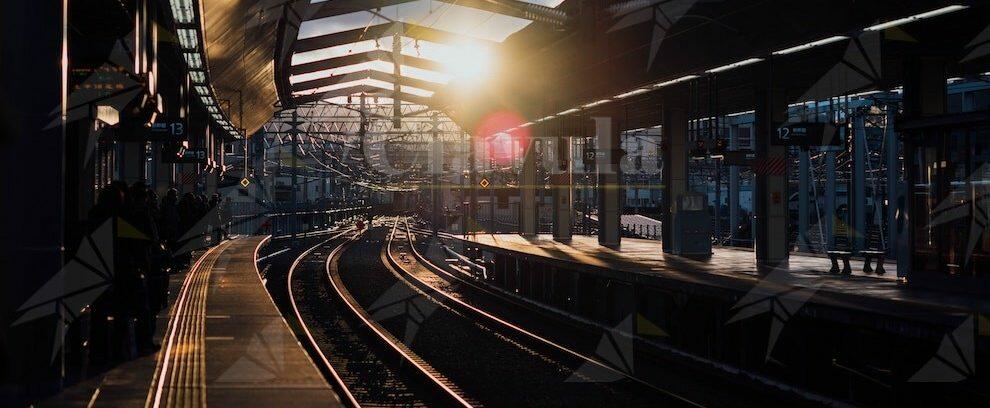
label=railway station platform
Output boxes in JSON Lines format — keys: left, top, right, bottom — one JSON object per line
{"left": 42, "top": 236, "right": 340, "bottom": 407}
{"left": 442, "top": 234, "right": 990, "bottom": 324}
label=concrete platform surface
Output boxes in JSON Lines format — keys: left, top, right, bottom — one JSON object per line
{"left": 43, "top": 236, "right": 341, "bottom": 407}
{"left": 450, "top": 233, "right": 990, "bottom": 320}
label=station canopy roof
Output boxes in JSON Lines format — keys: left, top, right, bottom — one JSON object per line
{"left": 286, "top": 0, "right": 565, "bottom": 108}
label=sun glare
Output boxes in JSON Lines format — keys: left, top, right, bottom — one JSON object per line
{"left": 440, "top": 42, "right": 494, "bottom": 81}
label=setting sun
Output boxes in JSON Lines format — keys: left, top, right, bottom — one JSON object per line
{"left": 439, "top": 42, "right": 494, "bottom": 81}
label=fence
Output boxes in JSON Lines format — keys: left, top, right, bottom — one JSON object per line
{"left": 230, "top": 201, "right": 370, "bottom": 237}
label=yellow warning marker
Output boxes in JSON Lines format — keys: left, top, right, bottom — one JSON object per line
{"left": 240, "top": 178, "right": 251, "bottom": 188}
{"left": 636, "top": 313, "right": 668, "bottom": 337}
{"left": 884, "top": 26, "right": 917, "bottom": 42}
{"left": 117, "top": 218, "right": 150, "bottom": 240}
{"left": 479, "top": 178, "right": 490, "bottom": 188}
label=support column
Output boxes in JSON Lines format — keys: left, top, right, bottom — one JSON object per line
{"left": 553, "top": 135, "right": 573, "bottom": 241}
{"left": 900, "top": 57, "right": 947, "bottom": 279}
{"left": 885, "top": 102, "right": 899, "bottom": 259}
{"left": 3, "top": 0, "right": 67, "bottom": 393}
{"left": 754, "top": 87, "right": 789, "bottom": 269}
{"left": 151, "top": 141, "right": 174, "bottom": 196}
{"left": 594, "top": 116, "right": 623, "bottom": 247}
{"left": 852, "top": 114, "right": 867, "bottom": 251}
{"left": 825, "top": 151, "right": 837, "bottom": 249}
{"left": 798, "top": 149, "right": 810, "bottom": 251}
{"left": 520, "top": 138, "right": 538, "bottom": 236}
{"left": 729, "top": 125, "right": 740, "bottom": 245}
{"left": 661, "top": 103, "right": 688, "bottom": 253}
{"left": 291, "top": 111, "right": 298, "bottom": 238}
{"left": 469, "top": 135, "right": 478, "bottom": 233}
{"left": 430, "top": 113, "right": 442, "bottom": 235}
{"left": 120, "top": 140, "right": 146, "bottom": 185}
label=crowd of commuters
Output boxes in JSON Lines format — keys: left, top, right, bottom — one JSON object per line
{"left": 84, "top": 181, "right": 231, "bottom": 362}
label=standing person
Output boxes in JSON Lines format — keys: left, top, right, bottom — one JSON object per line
{"left": 86, "top": 185, "right": 126, "bottom": 364}
{"left": 208, "top": 193, "right": 221, "bottom": 243}
{"left": 177, "top": 192, "right": 198, "bottom": 264}
{"left": 159, "top": 189, "right": 181, "bottom": 260}
{"left": 124, "top": 183, "right": 160, "bottom": 355}
{"left": 219, "top": 197, "right": 233, "bottom": 239}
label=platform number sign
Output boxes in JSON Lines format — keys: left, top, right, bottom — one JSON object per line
{"left": 582, "top": 149, "right": 597, "bottom": 165}
{"left": 150, "top": 121, "right": 186, "bottom": 139}
{"left": 166, "top": 147, "right": 208, "bottom": 163}
{"left": 774, "top": 122, "right": 843, "bottom": 147}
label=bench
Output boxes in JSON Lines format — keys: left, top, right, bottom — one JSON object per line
{"left": 860, "top": 250, "right": 886, "bottom": 275}
{"left": 826, "top": 251, "right": 853, "bottom": 275}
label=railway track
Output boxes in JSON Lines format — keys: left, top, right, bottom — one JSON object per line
{"left": 287, "top": 225, "right": 472, "bottom": 407}
{"left": 322, "top": 218, "right": 698, "bottom": 407}
{"left": 398, "top": 219, "right": 816, "bottom": 407}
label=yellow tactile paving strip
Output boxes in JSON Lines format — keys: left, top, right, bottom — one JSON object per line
{"left": 146, "top": 239, "right": 232, "bottom": 408}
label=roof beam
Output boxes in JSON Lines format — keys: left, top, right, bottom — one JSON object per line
{"left": 302, "top": 0, "right": 568, "bottom": 26}
{"left": 290, "top": 69, "right": 443, "bottom": 94}
{"left": 294, "top": 22, "right": 496, "bottom": 54}
{"left": 292, "top": 84, "right": 435, "bottom": 107}
{"left": 289, "top": 50, "right": 445, "bottom": 76}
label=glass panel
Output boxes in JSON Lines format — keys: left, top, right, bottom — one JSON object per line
{"left": 299, "top": 0, "right": 532, "bottom": 43}
{"left": 913, "top": 126, "right": 990, "bottom": 279}
{"left": 292, "top": 78, "right": 434, "bottom": 98}
{"left": 292, "top": 37, "right": 456, "bottom": 68}
{"left": 290, "top": 60, "right": 451, "bottom": 85}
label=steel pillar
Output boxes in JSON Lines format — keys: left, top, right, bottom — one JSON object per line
{"left": 729, "top": 125, "right": 741, "bottom": 245}
{"left": 661, "top": 104, "right": 688, "bottom": 253}
{"left": 469, "top": 135, "right": 478, "bottom": 233}
{"left": 754, "top": 87, "right": 789, "bottom": 269}
{"left": 520, "top": 138, "right": 538, "bottom": 236}
{"left": 852, "top": 114, "right": 867, "bottom": 251}
{"left": 553, "top": 136, "right": 573, "bottom": 241}
{"left": 900, "top": 57, "right": 947, "bottom": 280}
{"left": 885, "top": 102, "right": 899, "bottom": 259}
{"left": 120, "top": 141, "right": 146, "bottom": 186}
{"left": 594, "top": 116, "right": 623, "bottom": 247}
{"left": 825, "top": 151, "right": 837, "bottom": 250}
{"left": 430, "top": 113, "right": 442, "bottom": 235}
{"left": 798, "top": 149, "right": 810, "bottom": 251}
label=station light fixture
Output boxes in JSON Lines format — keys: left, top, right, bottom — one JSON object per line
{"left": 169, "top": 0, "right": 195, "bottom": 24}
{"left": 200, "top": 96, "right": 215, "bottom": 105}
{"left": 705, "top": 58, "right": 763, "bottom": 74}
{"left": 177, "top": 29, "right": 198, "bottom": 49}
{"left": 212, "top": 113, "right": 223, "bottom": 120}
{"left": 189, "top": 70, "right": 206, "bottom": 83}
{"left": 863, "top": 5, "right": 969, "bottom": 31}
{"left": 652, "top": 74, "right": 700, "bottom": 88}
{"left": 614, "top": 88, "right": 650, "bottom": 99}
{"left": 194, "top": 85, "right": 210, "bottom": 95}
{"left": 520, "top": 122, "right": 534, "bottom": 128}
{"left": 558, "top": 108, "right": 580, "bottom": 116}
{"left": 582, "top": 99, "right": 611, "bottom": 108}
{"left": 207, "top": 106, "right": 219, "bottom": 113}
{"left": 536, "top": 115, "right": 555, "bottom": 122}
{"left": 772, "top": 36, "right": 849, "bottom": 55}
{"left": 726, "top": 110, "right": 755, "bottom": 117}
{"left": 184, "top": 52, "right": 203, "bottom": 68}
